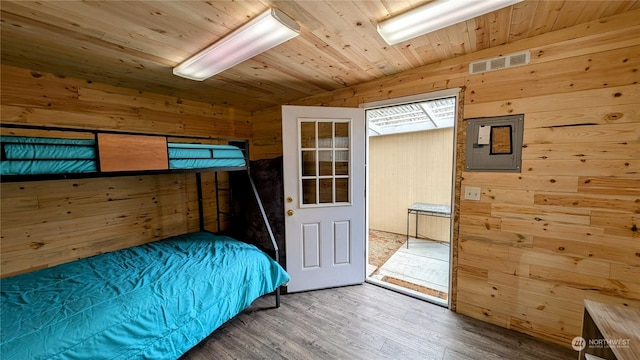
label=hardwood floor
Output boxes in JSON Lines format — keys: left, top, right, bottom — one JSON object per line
{"left": 181, "top": 283, "right": 576, "bottom": 360}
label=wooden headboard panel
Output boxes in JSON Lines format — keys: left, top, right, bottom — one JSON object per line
{"left": 97, "top": 133, "right": 169, "bottom": 172}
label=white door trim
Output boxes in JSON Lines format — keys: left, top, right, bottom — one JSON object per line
{"left": 360, "top": 88, "right": 462, "bottom": 109}
{"left": 361, "top": 89, "right": 462, "bottom": 309}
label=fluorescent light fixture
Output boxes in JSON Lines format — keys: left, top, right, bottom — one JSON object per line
{"left": 173, "top": 8, "right": 300, "bottom": 81}
{"left": 377, "top": 0, "right": 523, "bottom": 45}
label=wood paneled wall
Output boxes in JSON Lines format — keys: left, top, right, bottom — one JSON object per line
{"left": 0, "top": 65, "right": 251, "bottom": 277}
{"left": 369, "top": 128, "right": 454, "bottom": 241}
{"left": 250, "top": 10, "right": 640, "bottom": 347}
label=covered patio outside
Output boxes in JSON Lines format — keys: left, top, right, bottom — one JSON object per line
{"left": 367, "top": 96, "right": 455, "bottom": 305}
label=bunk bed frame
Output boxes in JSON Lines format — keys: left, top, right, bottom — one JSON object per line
{"left": 0, "top": 123, "right": 282, "bottom": 308}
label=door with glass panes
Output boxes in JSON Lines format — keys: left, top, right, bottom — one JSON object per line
{"left": 282, "top": 105, "right": 365, "bottom": 292}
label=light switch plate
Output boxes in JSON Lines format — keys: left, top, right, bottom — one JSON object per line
{"left": 464, "top": 186, "right": 481, "bottom": 201}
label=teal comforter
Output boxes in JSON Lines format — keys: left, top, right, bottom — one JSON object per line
{"left": 0, "top": 232, "right": 289, "bottom": 359}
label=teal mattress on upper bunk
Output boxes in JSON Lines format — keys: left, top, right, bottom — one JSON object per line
{"left": 0, "top": 232, "right": 289, "bottom": 360}
{"left": 168, "top": 142, "right": 246, "bottom": 169}
{"left": 0, "top": 136, "right": 97, "bottom": 175}
{"left": 0, "top": 135, "right": 246, "bottom": 176}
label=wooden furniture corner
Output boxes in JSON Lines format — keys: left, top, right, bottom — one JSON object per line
{"left": 579, "top": 299, "right": 640, "bottom": 360}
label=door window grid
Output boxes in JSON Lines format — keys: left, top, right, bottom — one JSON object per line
{"left": 299, "top": 120, "right": 350, "bottom": 207}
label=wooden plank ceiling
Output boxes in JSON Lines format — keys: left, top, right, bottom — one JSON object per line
{"left": 1, "top": 1, "right": 638, "bottom": 112}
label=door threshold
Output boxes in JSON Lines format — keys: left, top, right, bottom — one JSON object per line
{"left": 365, "top": 277, "right": 449, "bottom": 308}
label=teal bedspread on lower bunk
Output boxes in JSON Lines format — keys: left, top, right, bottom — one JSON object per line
{"left": 0, "top": 232, "right": 289, "bottom": 360}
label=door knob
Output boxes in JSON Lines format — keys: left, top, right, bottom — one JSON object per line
{"left": 287, "top": 196, "right": 293, "bottom": 203}
{"left": 287, "top": 209, "right": 295, "bottom": 216}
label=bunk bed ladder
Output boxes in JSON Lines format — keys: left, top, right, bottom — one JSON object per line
{"left": 200, "top": 140, "right": 281, "bottom": 308}
{"left": 215, "top": 172, "right": 221, "bottom": 231}
{"left": 196, "top": 173, "right": 205, "bottom": 231}
{"left": 236, "top": 140, "right": 281, "bottom": 309}
{"left": 197, "top": 167, "right": 281, "bottom": 308}
{"left": 213, "top": 172, "right": 235, "bottom": 232}
{"left": 246, "top": 169, "right": 281, "bottom": 308}
{"left": 195, "top": 172, "right": 234, "bottom": 233}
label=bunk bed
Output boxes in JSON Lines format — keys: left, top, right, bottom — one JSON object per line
{"left": 0, "top": 124, "right": 289, "bottom": 360}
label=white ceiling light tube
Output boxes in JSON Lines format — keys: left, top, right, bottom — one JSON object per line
{"left": 377, "top": 0, "right": 523, "bottom": 45}
{"left": 173, "top": 8, "right": 300, "bottom": 81}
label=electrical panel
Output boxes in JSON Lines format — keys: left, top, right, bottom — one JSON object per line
{"left": 465, "top": 114, "right": 524, "bottom": 172}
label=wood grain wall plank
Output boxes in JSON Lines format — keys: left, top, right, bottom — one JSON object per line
{"left": 523, "top": 104, "right": 639, "bottom": 129}
{"left": 590, "top": 210, "right": 639, "bottom": 238}
{"left": 577, "top": 176, "right": 640, "bottom": 196}
{"left": 460, "top": 225, "right": 534, "bottom": 247}
{"left": 466, "top": 43, "right": 640, "bottom": 104}
{"left": 534, "top": 192, "right": 639, "bottom": 212}
{"left": 462, "top": 172, "right": 579, "bottom": 192}
{"left": 464, "top": 84, "right": 640, "bottom": 118}
{"left": 522, "top": 141, "right": 639, "bottom": 161}
{"left": 522, "top": 159, "right": 638, "bottom": 177}
{"left": 529, "top": 264, "right": 640, "bottom": 299}
{"left": 610, "top": 263, "right": 640, "bottom": 282}
{"left": 532, "top": 236, "right": 640, "bottom": 266}
{"left": 524, "top": 122, "right": 640, "bottom": 145}
{"left": 491, "top": 204, "right": 591, "bottom": 225}
{"left": 508, "top": 247, "right": 611, "bottom": 278}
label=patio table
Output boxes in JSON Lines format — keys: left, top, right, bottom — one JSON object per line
{"left": 406, "top": 203, "right": 451, "bottom": 248}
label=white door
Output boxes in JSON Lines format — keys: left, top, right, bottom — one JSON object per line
{"left": 282, "top": 105, "right": 366, "bottom": 292}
